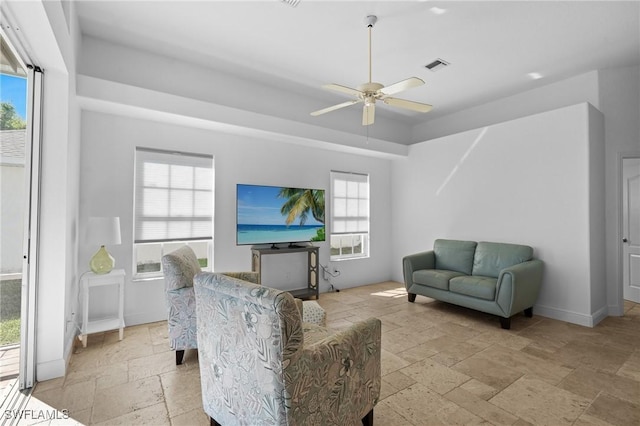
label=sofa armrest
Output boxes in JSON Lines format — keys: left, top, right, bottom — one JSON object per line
{"left": 496, "top": 259, "right": 543, "bottom": 316}
{"left": 403, "top": 250, "right": 435, "bottom": 289}
{"left": 286, "top": 318, "right": 382, "bottom": 423}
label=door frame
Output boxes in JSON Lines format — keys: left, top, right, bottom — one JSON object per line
{"left": 618, "top": 151, "right": 640, "bottom": 308}
{"left": 19, "top": 65, "right": 42, "bottom": 390}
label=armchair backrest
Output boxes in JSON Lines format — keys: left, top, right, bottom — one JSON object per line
{"left": 161, "top": 246, "right": 201, "bottom": 290}
{"left": 194, "top": 272, "right": 304, "bottom": 425}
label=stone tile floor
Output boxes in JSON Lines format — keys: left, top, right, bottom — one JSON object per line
{"left": 9, "top": 281, "right": 640, "bottom": 425}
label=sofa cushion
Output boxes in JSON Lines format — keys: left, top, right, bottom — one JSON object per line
{"left": 413, "top": 269, "right": 466, "bottom": 290}
{"left": 472, "top": 242, "right": 533, "bottom": 278}
{"left": 434, "top": 239, "right": 477, "bottom": 275}
{"left": 449, "top": 275, "right": 498, "bottom": 300}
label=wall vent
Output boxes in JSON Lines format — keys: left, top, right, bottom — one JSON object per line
{"left": 425, "top": 58, "right": 450, "bottom": 72}
{"left": 280, "top": 0, "right": 301, "bottom": 7}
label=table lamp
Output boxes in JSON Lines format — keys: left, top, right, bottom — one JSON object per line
{"left": 87, "top": 216, "right": 121, "bottom": 274}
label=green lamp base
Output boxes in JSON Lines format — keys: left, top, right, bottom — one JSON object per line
{"left": 90, "top": 245, "right": 115, "bottom": 274}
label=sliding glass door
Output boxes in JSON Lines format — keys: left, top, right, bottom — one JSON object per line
{"left": 0, "top": 30, "right": 41, "bottom": 391}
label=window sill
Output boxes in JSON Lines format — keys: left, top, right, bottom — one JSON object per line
{"left": 132, "top": 275, "right": 164, "bottom": 283}
{"left": 330, "top": 255, "right": 370, "bottom": 262}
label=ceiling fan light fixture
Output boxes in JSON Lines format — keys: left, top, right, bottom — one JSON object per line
{"left": 311, "top": 14, "right": 433, "bottom": 124}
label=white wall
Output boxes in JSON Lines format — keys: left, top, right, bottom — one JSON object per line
{"left": 413, "top": 71, "right": 600, "bottom": 142}
{"left": 41, "top": 0, "right": 82, "bottom": 380}
{"left": 79, "top": 111, "right": 393, "bottom": 325}
{"left": 391, "top": 103, "right": 605, "bottom": 326}
{"left": 79, "top": 36, "right": 413, "bottom": 146}
{"left": 2, "top": 0, "right": 82, "bottom": 381}
{"left": 588, "top": 105, "right": 606, "bottom": 321}
{"left": 599, "top": 65, "right": 640, "bottom": 315}
{"left": 409, "top": 64, "right": 640, "bottom": 319}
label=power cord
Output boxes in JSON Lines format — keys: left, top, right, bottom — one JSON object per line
{"left": 320, "top": 264, "right": 341, "bottom": 292}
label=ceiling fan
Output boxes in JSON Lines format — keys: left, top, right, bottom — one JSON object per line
{"left": 311, "top": 15, "right": 433, "bottom": 126}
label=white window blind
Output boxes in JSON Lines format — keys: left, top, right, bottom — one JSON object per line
{"left": 134, "top": 148, "right": 213, "bottom": 243}
{"left": 330, "top": 171, "right": 369, "bottom": 234}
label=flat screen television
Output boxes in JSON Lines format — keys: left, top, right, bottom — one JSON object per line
{"left": 236, "top": 184, "right": 325, "bottom": 246}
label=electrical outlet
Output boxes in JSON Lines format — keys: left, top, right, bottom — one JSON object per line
{"left": 65, "top": 312, "right": 77, "bottom": 333}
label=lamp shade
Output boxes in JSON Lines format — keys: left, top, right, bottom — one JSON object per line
{"left": 87, "top": 217, "right": 122, "bottom": 246}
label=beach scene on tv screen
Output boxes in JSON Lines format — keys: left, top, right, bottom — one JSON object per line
{"left": 237, "top": 184, "right": 325, "bottom": 245}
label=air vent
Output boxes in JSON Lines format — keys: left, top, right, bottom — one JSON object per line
{"left": 280, "top": 0, "right": 301, "bottom": 7}
{"left": 425, "top": 58, "right": 450, "bottom": 72}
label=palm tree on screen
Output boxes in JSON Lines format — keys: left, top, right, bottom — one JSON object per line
{"left": 278, "top": 188, "right": 325, "bottom": 226}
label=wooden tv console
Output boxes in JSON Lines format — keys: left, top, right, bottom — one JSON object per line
{"left": 251, "top": 246, "right": 319, "bottom": 300}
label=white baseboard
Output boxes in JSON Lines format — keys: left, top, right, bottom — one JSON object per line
{"left": 36, "top": 358, "right": 66, "bottom": 382}
{"left": 608, "top": 303, "right": 624, "bottom": 317}
{"left": 590, "top": 305, "right": 608, "bottom": 327}
{"left": 534, "top": 304, "right": 607, "bottom": 328}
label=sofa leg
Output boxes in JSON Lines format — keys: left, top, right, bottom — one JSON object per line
{"left": 210, "top": 417, "right": 221, "bottom": 426}
{"left": 362, "top": 409, "right": 374, "bottom": 426}
{"left": 499, "top": 317, "right": 511, "bottom": 330}
{"left": 408, "top": 293, "right": 416, "bottom": 303}
{"left": 176, "top": 350, "right": 185, "bottom": 365}
{"left": 524, "top": 307, "right": 533, "bottom": 318}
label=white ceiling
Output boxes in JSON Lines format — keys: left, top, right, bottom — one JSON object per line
{"left": 75, "top": 1, "right": 640, "bottom": 135}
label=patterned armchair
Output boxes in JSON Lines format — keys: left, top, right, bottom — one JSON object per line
{"left": 220, "top": 271, "right": 327, "bottom": 327}
{"left": 194, "top": 272, "right": 382, "bottom": 426}
{"left": 161, "top": 246, "right": 201, "bottom": 365}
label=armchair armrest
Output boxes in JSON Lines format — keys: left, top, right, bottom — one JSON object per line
{"left": 402, "top": 250, "right": 435, "bottom": 289}
{"left": 294, "top": 298, "right": 303, "bottom": 318}
{"left": 220, "top": 271, "right": 260, "bottom": 284}
{"left": 165, "top": 286, "right": 197, "bottom": 351}
{"left": 166, "top": 285, "right": 195, "bottom": 304}
{"left": 286, "top": 318, "right": 382, "bottom": 424}
{"left": 496, "top": 259, "right": 543, "bottom": 316}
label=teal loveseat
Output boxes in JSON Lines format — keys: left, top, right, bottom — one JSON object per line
{"left": 403, "top": 239, "right": 543, "bottom": 329}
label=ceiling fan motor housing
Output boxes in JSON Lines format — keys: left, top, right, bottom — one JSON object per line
{"left": 357, "top": 82, "right": 384, "bottom": 94}
{"left": 365, "top": 15, "right": 378, "bottom": 27}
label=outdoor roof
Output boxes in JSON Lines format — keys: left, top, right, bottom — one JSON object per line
{"left": 0, "top": 129, "right": 25, "bottom": 165}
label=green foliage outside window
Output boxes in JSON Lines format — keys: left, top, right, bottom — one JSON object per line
{"left": 1, "top": 102, "right": 26, "bottom": 130}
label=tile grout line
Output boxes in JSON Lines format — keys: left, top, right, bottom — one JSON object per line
{"left": 570, "top": 389, "right": 602, "bottom": 426}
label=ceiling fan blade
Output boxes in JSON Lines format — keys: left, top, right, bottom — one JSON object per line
{"left": 323, "top": 83, "right": 363, "bottom": 97}
{"left": 310, "top": 99, "right": 361, "bottom": 116}
{"left": 362, "top": 103, "right": 375, "bottom": 126}
{"left": 379, "top": 77, "right": 425, "bottom": 96}
{"left": 383, "top": 97, "right": 433, "bottom": 113}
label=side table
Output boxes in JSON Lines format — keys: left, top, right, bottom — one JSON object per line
{"left": 79, "top": 269, "right": 125, "bottom": 347}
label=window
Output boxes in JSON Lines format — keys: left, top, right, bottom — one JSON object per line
{"left": 330, "top": 171, "right": 369, "bottom": 260}
{"left": 133, "top": 148, "right": 213, "bottom": 278}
